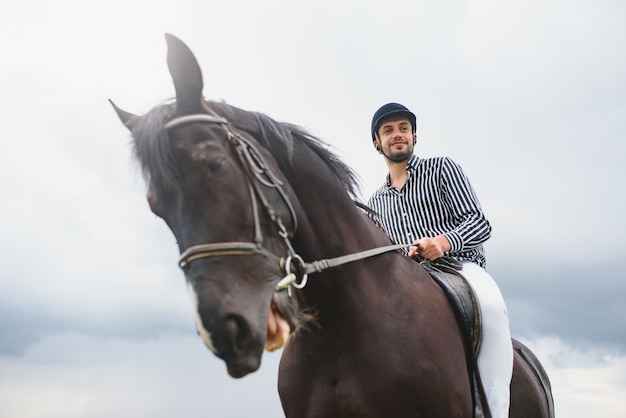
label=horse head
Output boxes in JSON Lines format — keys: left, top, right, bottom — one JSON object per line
{"left": 111, "top": 34, "right": 300, "bottom": 378}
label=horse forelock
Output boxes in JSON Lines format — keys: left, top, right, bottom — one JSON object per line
{"left": 130, "top": 102, "right": 179, "bottom": 189}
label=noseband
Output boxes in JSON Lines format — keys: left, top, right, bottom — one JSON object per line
{"left": 164, "top": 112, "right": 409, "bottom": 291}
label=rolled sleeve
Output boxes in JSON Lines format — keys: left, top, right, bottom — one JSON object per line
{"left": 444, "top": 231, "right": 464, "bottom": 253}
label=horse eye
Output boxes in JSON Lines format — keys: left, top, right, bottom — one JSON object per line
{"left": 205, "top": 156, "right": 226, "bottom": 175}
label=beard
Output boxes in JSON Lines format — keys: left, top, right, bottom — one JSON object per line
{"left": 383, "top": 142, "right": 414, "bottom": 163}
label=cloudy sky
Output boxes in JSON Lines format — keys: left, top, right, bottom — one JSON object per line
{"left": 1, "top": 0, "right": 624, "bottom": 417}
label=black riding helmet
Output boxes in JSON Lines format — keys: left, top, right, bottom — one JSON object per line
{"left": 371, "top": 103, "right": 417, "bottom": 141}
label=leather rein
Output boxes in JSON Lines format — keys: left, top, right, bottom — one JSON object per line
{"left": 164, "top": 113, "right": 409, "bottom": 291}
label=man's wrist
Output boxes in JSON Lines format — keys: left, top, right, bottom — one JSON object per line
{"left": 441, "top": 232, "right": 461, "bottom": 252}
{"left": 436, "top": 235, "right": 452, "bottom": 252}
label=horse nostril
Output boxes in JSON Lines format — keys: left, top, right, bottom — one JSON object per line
{"left": 223, "top": 315, "right": 253, "bottom": 356}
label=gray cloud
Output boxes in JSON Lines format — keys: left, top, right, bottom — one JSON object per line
{"left": 0, "top": 333, "right": 285, "bottom": 417}
{"left": 492, "top": 260, "right": 626, "bottom": 352}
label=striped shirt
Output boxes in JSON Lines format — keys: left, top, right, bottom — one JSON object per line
{"left": 368, "top": 155, "right": 491, "bottom": 268}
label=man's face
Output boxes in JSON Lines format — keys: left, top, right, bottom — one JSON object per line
{"left": 374, "top": 116, "right": 416, "bottom": 163}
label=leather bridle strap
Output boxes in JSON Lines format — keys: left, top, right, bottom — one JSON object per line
{"left": 275, "top": 243, "right": 410, "bottom": 290}
{"left": 304, "top": 243, "right": 410, "bottom": 274}
{"left": 164, "top": 114, "right": 229, "bottom": 129}
{"left": 179, "top": 242, "right": 281, "bottom": 269}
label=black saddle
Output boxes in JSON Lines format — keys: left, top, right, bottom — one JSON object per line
{"left": 417, "top": 256, "right": 482, "bottom": 359}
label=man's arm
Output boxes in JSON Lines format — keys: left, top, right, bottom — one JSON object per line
{"left": 439, "top": 157, "right": 492, "bottom": 252}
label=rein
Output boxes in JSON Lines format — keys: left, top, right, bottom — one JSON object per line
{"left": 275, "top": 242, "right": 410, "bottom": 290}
{"left": 164, "top": 113, "right": 410, "bottom": 291}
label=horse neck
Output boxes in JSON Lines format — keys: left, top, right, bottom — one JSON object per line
{"left": 290, "top": 187, "right": 423, "bottom": 345}
{"left": 288, "top": 154, "right": 383, "bottom": 260}
{"left": 285, "top": 143, "right": 412, "bottom": 303}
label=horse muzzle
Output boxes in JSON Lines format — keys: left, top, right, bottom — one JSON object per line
{"left": 187, "top": 282, "right": 265, "bottom": 377}
{"left": 218, "top": 314, "right": 264, "bottom": 378}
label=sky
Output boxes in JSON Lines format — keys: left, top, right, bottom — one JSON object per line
{"left": 0, "top": 0, "right": 624, "bottom": 417}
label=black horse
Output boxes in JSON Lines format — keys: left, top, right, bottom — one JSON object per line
{"left": 111, "top": 34, "right": 554, "bottom": 417}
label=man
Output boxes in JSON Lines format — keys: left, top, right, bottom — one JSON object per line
{"left": 367, "top": 103, "right": 513, "bottom": 417}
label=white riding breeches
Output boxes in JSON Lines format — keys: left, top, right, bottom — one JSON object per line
{"left": 461, "top": 261, "right": 513, "bottom": 418}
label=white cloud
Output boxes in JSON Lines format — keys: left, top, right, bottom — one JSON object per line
{"left": 522, "top": 336, "right": 626, "bottom": 418}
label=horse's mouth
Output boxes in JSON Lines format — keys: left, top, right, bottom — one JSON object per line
{"left": 265, "top": 297, "right": 291, "bottom": 352}
{"left": 221, "top": 297, "right": 290, "bottom": 378}
{"left": 225, "top": 351, "right": 262, "bottom": 378}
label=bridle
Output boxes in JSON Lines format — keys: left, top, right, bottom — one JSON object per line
{"left": 164, "top": 113, "right": 409, "bottom": 291}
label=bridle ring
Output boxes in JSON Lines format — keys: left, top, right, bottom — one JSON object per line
{"left": 284, "top": 254, "right": 308, "bottom": 289}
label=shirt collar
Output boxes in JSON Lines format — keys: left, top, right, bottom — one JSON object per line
{"left": 405, "top": 154, "right": 420, "bottom": 172}
{"left": 384, "top": 155, "right": 420, "bottom": 189}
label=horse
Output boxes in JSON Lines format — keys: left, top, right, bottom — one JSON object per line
{"left": 111, "top": 34, "right": 554, "bottom": 418}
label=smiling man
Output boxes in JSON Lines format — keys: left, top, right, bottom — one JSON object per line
{"left": 367, "top": 102, "right": 514, "bottom": 418}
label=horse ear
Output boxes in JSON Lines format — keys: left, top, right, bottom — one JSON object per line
{"left": 165, "top": 33, "right": 204, "bottom": 112}
{"left": 109, "top": 99, "right": 138, "bottom": 131}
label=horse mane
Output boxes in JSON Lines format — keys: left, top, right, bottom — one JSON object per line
{"left": 255, "top": 114, "right": 360, "bottom": 200}
{"left": 130, "top": 100, "right": 361, "bottom": 200}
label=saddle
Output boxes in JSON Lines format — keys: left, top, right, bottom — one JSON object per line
{"left": 416, "top": 256, "right": 489, "bottom": 418}
{"left": 417, "top": 256, "right": 482, "bottom": 359}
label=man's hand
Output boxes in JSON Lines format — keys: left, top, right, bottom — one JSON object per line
{"left": 408, "top": 235, "right": 451, "bottom": 260}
